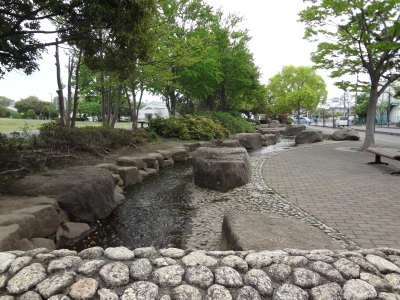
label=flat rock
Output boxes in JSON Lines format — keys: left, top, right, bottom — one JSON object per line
{"left": 220, "top": 211, "right": 341, "bottom": 251}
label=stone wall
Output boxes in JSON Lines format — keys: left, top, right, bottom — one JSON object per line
{"left": 0, "top": 246, "right": 399, "bottom": 299}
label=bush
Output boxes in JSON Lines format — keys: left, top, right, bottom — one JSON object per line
{"left": 149, "top": 115, "right": 229, "bottom": 141}
{"left": 39, "top": 122, "right": 135, "bottom": 151}
{"left": 198, "top": 111, "right": 255, "bottom": 134}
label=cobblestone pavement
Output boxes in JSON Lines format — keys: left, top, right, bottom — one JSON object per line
{"left": 262, "top": 139, "right": 400, "bottom": 249}
{"left": 184, "top": 141, "right": 359, "bottom": 251}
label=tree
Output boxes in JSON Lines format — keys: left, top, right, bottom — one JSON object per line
{"left": 14, "top": 96, "right": 47, "bottom": 115}
{"left": 0, "top": 105, "right": 7, "bottom": 117}
{"left": 299, "top": 0, "right": 400, "bottom": 149}
{"left": 0, "top": 0, "right": 157, "bottom": 79}
{"left": 0, "top": 96, "right": 14, "bottom": 107}
{"left": 26, "top": 109, "right": 36, "bottom": 119}
{"left": 266, "top": 66, "right": 327, "bottom": 119}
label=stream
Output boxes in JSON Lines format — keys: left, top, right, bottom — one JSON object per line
{"left": 67, "top": 138, "right": 296, "bottom": 251}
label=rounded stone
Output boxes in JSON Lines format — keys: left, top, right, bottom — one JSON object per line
{"left": 185, "top": 266, "right": 214, "bottom": 289}
{"left": 99, "top": 262, "right": 130, "bottom": 287}
{"left": 6, "top": 263, "right": 46, "bottom": 294}
{"left": 245, "top": 253, "right": 273, "bottom": 269}
{"left": 243, "top": 269, "right": 273, "bottom": 296}
{"left": 205, "top": 284, "right": 233, "bottom": 300}
{"left": 121, "top": 281, "right": 159, "bottom": 300}
{"left": 69, "top": 278, "right": 99, "bottom": 300}
{"left": 152, "top": 265, "right": 185, "bottom": 286}
{"left": 159, "top": 248, "right": 185, "bottom": 258}
{"left": 182, "top": 251, "right": 217, "bottom": 267}
{"left": 333, "top": 258, "right": 360, "bottom": 279}
{"left": 130, "top": 258, "right": 153, "bottom": 281}
{"left": 221, "top": 255, "right": 248, "bottom": 273}
{"left": 214, "top": 266, "right": 243, "bottom": 288}
{"left": 292, "top": 268, "right": 322, "bottom": 289}
{"left": 36, "top": 272, "right": 76, "bottom": 299}
{"left": 237, "top": 286, "right": 262, "bottom": 300}
{"left": 78, "top": 246, "right": 104, "bottom": 259}
{"left": 273, "top": 283, "right": 309, "bottom": 300}
{"left": 309, "top": 282, "right": 343, "bottom": 300}
{"left": 104, "top": 246, "right": 135, "bottom": 260}
{"left": 267, "top": 263, "right": 292, "bottom": 282}
{"left": 97, "top": 288, "right": 119, "bottom": 300}
{"left": 172, "top": 285, "right": 202, "bottom": 300}
{"left": 343, "top": 279, "right": 377, "bottom": 300}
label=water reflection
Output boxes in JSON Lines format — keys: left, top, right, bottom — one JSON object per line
{"left": 71, "top": 163, "right": 194, "bottom": 251}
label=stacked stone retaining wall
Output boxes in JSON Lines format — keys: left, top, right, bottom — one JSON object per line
{"left": 0, "top": 246, "right": 400, "bottom": 299}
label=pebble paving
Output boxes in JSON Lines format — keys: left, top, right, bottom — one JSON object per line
{"left": 185, "top": 140, "right": 359, "bottom": 251}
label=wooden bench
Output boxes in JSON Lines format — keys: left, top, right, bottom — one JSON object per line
{"left": 366, "top": 147, "right": 400, "bottom": 174}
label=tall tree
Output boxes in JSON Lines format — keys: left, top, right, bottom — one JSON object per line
{"left": 299, "top": 0, "right": 400, "bottom": 149}
{"left": 266, "top": 66, "right": 327, "bottom": 119}
{"left": 0, "top": 0, "right": 157, "bottom": 78}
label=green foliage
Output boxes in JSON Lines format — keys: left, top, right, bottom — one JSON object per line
{"left": 299, "top": 0, "right": 400, "bottom": 148}
{"left": 149, "top": 115, "right": 229, "bottom": 140}
{"left": 266, "top": 66, "right": 327, "bottom": 116}
{"left": 26, "top": 109, "right": 36, "bottom": 119}
{"left": 39, "top": 122, "right": 135, "bottom": 151}
{"left": 0, "top": 105, "right": 7, "bottom": 117}
{"left": 198, "top": 111, "right": 255, "bottom": 134}
{"left": 0, "top": 96, "right": 14, "bottom": 107}
{"left": 14, "top": 96, "right": 47, "bottom": 115}
{"left": 0, "top": 0, "right": 157, "bottom": 79}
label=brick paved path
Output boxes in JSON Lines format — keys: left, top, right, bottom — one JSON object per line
{"left": 262, "top": 140, "right": 400, "bottom": 249}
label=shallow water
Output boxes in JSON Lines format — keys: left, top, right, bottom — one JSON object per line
{"left": 67, "top": 163, "right": 194, "bottom": 251}
{"left": 67, "top": 139, "right": 295, "bottom": 251}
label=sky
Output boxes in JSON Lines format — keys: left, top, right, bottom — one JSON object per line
{"left": 0, "top": 0, "right": 343, "bottom": 103}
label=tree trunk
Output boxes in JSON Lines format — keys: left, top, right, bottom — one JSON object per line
{"left": 71, "top": 51, "right": 82, "bottom": 129}
{"left": 55, "top": 39, "right": 66, "bottom": 127}
{"left": 169, "top": 88, "right": 177, "bottom": 116}
{"left": 362, "top": 85, "right": 378, "bottom": 150}
{"left": 109, "top": 84, "right": 122, "bottom": 128}
{"left": 66, "top": 56, "right": 74, "bottom": 128}
{"left": 107, "top": 86, "right": 112, "bottom": 124}
{"left": 100, "top": 72, "right": 106, "bottom": 124}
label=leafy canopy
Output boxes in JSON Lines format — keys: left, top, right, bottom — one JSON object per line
{"left": 299, "top": 0, "right": 400, "bottom": 148}
{"left": 266, "top": 66, "right": 327, "bottom": 115}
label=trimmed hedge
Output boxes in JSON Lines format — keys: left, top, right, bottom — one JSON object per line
{"left": 149, "top": 115, "right": 230, "bottom": 141}
{"left": 198, "top": 111, "right": 255, "bottom": 134}
{"left": 39, "top": 122, "right": 137, "bottom": 151}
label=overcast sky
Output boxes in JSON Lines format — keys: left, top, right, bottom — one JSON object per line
{"left": 0, "top": 0, "right": 343, "bottom": 103}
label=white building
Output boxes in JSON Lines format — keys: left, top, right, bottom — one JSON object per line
{"left": 138, "top": 101, "right": 169, "bottom": 121}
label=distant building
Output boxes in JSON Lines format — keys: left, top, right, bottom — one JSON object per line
{"left": 138, "top": 101, "right": 169, "bottom": 121}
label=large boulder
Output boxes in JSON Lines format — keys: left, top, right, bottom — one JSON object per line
{"left": 295, "top": 130, "right": 324, "bottom": 144}
{"left": 8, "top": 166, "right": 116, "bottom": 223}
{"left": 192, "top": 147, "right": 251, "bottom": 192}
{"left": 284, "top": 125, "right": 306, "bottom": 136}
{"left": 332, "top": 128, "right": 360, "bottom": 141}
{"left": 232, "top": 133, "right": 263, "bottom": 150}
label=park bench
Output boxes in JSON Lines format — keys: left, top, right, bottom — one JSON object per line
{"left": 137, "top": 120, "right": 148, "bottom": 128}
{"left": 366, "top": 147, "right": 400, "bottom": 174}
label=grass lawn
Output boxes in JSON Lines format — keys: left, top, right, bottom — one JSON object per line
{"left": 0, "top": 118, "right": 130, "bottom": 132}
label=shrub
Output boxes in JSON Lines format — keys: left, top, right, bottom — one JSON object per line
{"left": 198, "top": 111, "right": 255, "bottom": 134}
{"left": 39, "top": 122, "right": 135, "bottom": 151}
{"left": 149, "top": 115, "right": 229, "bottom": 141}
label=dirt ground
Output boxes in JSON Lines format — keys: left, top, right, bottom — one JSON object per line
{"left": 0, "top": 138, "right": 189, "bottom": 194}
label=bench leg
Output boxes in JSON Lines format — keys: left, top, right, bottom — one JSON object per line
{"left": 367, "top": 154, "right": 388, "bottom": 165}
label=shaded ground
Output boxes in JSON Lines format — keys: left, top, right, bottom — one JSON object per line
{"left": 0, "top": 136, "right": 188, "bottom": 194}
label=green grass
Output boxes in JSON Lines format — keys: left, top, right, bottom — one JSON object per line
{"left": 0, "top": 118, "right": 130, "bottom": 132}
